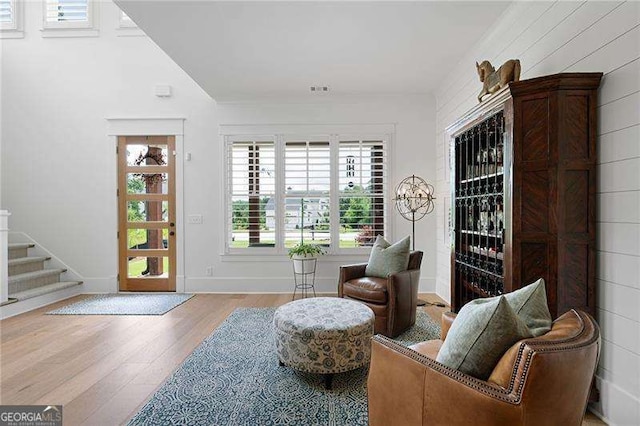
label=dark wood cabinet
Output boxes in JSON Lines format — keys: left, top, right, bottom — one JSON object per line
{"left": 448, "top": 73, "right": 602, "bottom": 318}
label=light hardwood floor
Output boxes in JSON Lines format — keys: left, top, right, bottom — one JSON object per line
{"left": 0, "top": 294, "right": 605, "bottom": 425}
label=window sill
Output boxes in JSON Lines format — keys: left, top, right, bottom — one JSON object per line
{"left": 41, "top": 28, "right": 99, "bottom": 38}
{"left": 0, "top": 30, "right": 24, "bottom": 39}
{"left": 220, "top": 253, "right": 369, "bottom": 263}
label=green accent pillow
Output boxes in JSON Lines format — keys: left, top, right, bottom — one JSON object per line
{"left": 364, "top": 236, "right": 411, "bottom": 278}
{"left": 504, "top": 278, "right": 552, "bottom": 337}
{"left": 436, "top": 296, "right": 532, "bottom": 380}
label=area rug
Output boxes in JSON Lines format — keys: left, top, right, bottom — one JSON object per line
{"left": 128, "top": 307, "right": 440, "bottom": 425}
{"left": 47, "top": 293, "right": 194, "bottom": 315}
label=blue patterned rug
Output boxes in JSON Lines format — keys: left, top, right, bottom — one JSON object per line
{"left": 128, "top": 307, "right": 440, "bottom": 425}
{"left": 47, "top": 293, "right": 194, "bottom": 315}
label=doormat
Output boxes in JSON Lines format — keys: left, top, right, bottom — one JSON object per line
{"left": 47, "top": 293, "right": 194, "bottom": 315}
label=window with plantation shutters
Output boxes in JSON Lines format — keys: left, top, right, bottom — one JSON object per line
{"left": 0, "top": 0, "right": 21, "bottom": 34}
{"left": 227, "top": 140, "right": 276, "bottom": 249}
{"left": 338, "top": 140, "right": 386, "bottom": 247}
{"left": 43, "top": 0, "right": 94, "bottom": 29}
{"left": 223, "top": 131, "right": 388, "bottom": 254}
{"left": 0, "top": 0, "right": 13, "bottom": 25}
{"left": 284, "top": 140, "right": 331, "bottom": 248}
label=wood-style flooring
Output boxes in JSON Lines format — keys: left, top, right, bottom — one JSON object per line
{"left": 0, "top": 293, "right": 605, "bottom": 425}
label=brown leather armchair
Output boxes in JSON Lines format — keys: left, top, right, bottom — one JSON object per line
{"left": 368, "top": 309, "right": 600, "bottom": 426}
{"left": 338, "top": 251, "right": 423, "bottom": 338}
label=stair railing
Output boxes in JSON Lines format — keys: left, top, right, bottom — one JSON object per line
{"left": 0, "top": 210, "right": 10, "bottom": 304}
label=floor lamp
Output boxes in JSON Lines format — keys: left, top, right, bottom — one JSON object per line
{"left": 393, "top": 175, "right": 435, "bottom": 307}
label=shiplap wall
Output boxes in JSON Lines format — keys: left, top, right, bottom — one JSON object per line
{"left": 434, "top": 2, "right": 640, "bottom": 424}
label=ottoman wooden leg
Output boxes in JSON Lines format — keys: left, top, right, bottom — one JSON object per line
{"left": 324, "top": 374, "right": 333, "bottom": 390}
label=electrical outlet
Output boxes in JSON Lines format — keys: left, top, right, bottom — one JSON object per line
{"left": 188, "top": 214, "right": 203, "bottom": 224}
{"left": 205, "top": 266, "right": 214, "bottom": 276}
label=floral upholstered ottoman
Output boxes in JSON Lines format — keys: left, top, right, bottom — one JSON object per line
{"left": 273, "top": 297, "right": 374, "bottom": 389}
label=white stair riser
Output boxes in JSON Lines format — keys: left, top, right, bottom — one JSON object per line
{"left": 9, "top": 260, "right": 46, "bottom": 276}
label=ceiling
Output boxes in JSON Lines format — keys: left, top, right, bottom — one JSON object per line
{"left": 116, "top": 1, "right": 509, "bottom": 102}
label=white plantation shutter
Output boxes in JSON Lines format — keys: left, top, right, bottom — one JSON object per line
{"left": 44, "top": 0, "right": 92, "bottom": 28}
{"left": 284, "top": 140, "right": 331, "bottom": 248}
{"left": 338, "top": 140, "right": 386, "bottom": 247}
{"left": 0, "top": 0, "right": 13, "bottom": 24}
{"left": 227, "top": 140, "right": 276, "bottom": 249}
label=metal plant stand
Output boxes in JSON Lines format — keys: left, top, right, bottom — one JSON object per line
{"left": 292, "top": 257, "right": 317, "bottom": 300}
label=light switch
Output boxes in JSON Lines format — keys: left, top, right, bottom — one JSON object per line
{"left": 188, "top": 214, "right": 203, "bottom": 224}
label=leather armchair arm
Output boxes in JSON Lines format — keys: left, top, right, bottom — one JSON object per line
{"left": 387, "top": 269, "right": 421, "bottom": 299}
{"left": 386, "top": 268, "right": 421, "bottom": 336}
{"left": 441, "top": 311, "right": 457, "bottom": 341}
{"left": 338, "top": 263, "right": 367, "bottom": 296}
{"left": 368, "top": 336, "right": 521, "bottom": 426}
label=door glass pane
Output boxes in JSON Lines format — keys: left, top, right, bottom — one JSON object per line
{"left": 126, "top": 143, "right": 169, "bottom": 167}
{"left": 127, "top": 201, "right": 169, "bottom": 222}
{"left": 128, "top": 257, "right": 169, "bottom": 278}
{"left": 127, "top": 228, "right": 169, "bottom": 250}
{"left": 127, "top": 173, "right": 169, "bottom": 194}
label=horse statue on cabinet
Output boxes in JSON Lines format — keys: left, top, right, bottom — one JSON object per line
{"left": 476, "top": 59, "right": 521, "bottom": 102}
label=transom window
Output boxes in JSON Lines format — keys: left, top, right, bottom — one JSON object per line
{"left": 43, "top": 0, "right": 93, "bottom": 29}
{"left": 0, "top": 0, "right": 14, "bottom": 26}
{"left": 0, "top": 0, "right": 21, "bottom": 33}
{"left": 225, "top": 133, "right": 389, "bottom": 254}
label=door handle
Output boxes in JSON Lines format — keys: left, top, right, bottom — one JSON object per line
{"left": 169, "top": 231, "right": 175, "bottom": 236}
{"left": 170, "top": 222, "right": 175, "bottom": 227}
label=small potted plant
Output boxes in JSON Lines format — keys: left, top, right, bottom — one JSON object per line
{"left": 288, "top": 242, "right": 325, "bottom": 274}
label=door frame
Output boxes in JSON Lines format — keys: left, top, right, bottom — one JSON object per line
{"left": 107, "top": 118, "right": 185, "bottom": 293}
{"left": 118, "top": 135, "right": 176, "bottom": 291}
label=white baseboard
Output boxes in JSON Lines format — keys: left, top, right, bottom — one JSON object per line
{"left": 0, "top": 284, "right": 83, "bottom": 319}
{"left": 590, "top": 374, "right": 640, "bottom": 426}
{"left": 81, "top": 277, "right": 117, "bottom": 293}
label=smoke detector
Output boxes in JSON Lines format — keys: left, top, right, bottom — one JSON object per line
{"left": 310, "top": 85, "right": 330, "bottom": 93}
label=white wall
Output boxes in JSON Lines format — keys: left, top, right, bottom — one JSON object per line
{"left": 1, "top": 1, "right": 216, "bottom": 292}
{"left": 434, "top": 2, "right": 640, "bottom": 425}
{"left": 1, "top": 1, "right": 436, "bottom": 295}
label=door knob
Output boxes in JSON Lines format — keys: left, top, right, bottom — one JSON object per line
{"left": 170, "top": 222, "right": 175, "bottom": 227}
{"left": 169, "top": 231, "right": 175, "bottom": 236}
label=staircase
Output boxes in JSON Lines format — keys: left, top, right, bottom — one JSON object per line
{"left": 7, "top": 243, "right": 82, "bottom": 302}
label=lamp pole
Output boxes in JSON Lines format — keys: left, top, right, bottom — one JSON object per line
{"left": 393, "top": 175, "right": 436, "bottom": 307}
{"left": 412, "top": 210, "right": 416, "bottom": 251}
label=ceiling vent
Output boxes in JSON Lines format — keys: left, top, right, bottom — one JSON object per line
{"left": 310, "top": 85, "right": 330, "bottom": 93}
